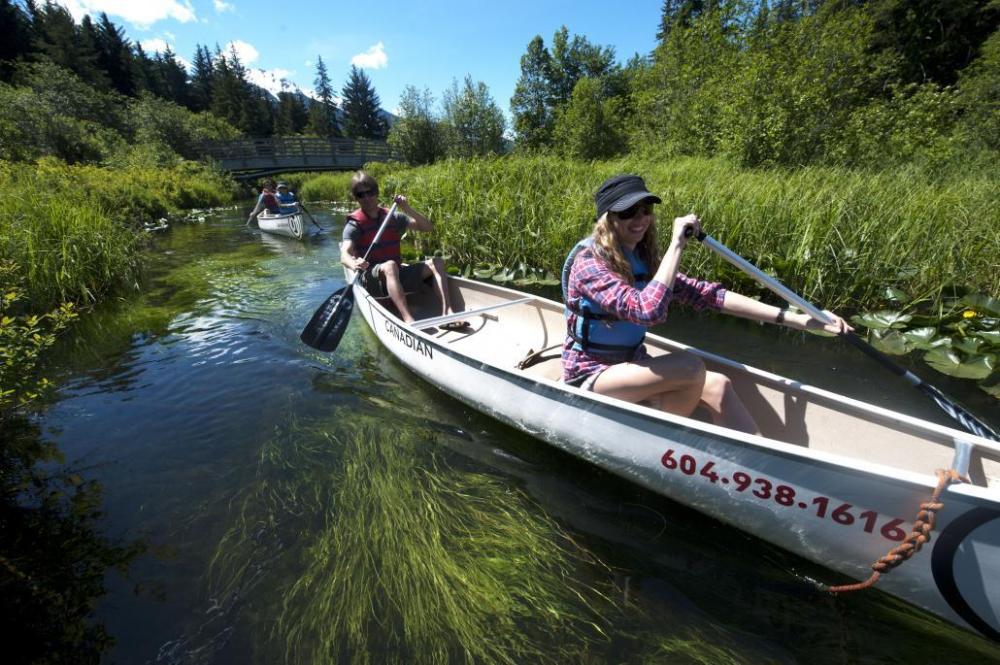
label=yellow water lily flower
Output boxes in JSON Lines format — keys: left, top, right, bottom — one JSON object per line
{"left": 962, "top": 309, "right": 977, "bottom": 319}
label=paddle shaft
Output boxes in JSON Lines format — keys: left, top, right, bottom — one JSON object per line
{"left": 298, "top": 202, "right": 323, "bottom": 229}
{"left": 695, "top": 231, "right": 999, "bottom": 442}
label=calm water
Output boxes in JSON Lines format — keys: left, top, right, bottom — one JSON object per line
{"left": 36, "top": 205, "right": 1000, "bottom": 664}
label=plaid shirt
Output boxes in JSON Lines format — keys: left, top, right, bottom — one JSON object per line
{"left": 562, "top": 247, "right": 726, "bottom": 383}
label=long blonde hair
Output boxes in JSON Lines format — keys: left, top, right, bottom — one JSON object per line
{"left": 591, "top": 212, "right": 661, "bottom": 284}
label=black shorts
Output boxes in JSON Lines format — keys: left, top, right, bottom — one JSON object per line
{"left": 360, "top": 262, "right": 428, "bottom": 298}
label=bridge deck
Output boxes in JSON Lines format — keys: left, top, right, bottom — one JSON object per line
{"left": 200, "top": 137, "right": 397, "bottom": 178}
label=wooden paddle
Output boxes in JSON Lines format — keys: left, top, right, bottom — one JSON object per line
{"left": 300, "top": 201, "right": 399, "bottom": 352}
{"left": 694, "top": 230, "right": 999, "bottom": 442}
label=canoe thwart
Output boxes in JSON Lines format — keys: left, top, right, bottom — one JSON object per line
{"left": 412, "top": 297, "right": 535, "bottom": 330}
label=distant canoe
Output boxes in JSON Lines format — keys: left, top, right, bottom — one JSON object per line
{"left": 348, "top": 273, "right": 1000, "bottom": 642}
{"left": 258, "top": 211, "right": 309, "bottom": 239}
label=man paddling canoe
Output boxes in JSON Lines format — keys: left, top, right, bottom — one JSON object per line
{"left": 340, "top": 171, "right": 465, "bottom": 329}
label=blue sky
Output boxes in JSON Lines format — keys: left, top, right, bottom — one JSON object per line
{"left": 58, "top": 0, "right": 662, "bottom": 121}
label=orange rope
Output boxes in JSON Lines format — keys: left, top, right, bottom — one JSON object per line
{"left": 827, "top": 468, "right": 963, "bottom": 594}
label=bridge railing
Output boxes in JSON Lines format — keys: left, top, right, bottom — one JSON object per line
{"left": 199, "top": 136, "right": 397, "bottom": 173}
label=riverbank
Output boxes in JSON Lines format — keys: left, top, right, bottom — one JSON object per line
{"left": 0, "top": 158, "right": 238, "bottom": 417}
{"left": 290, "top": 155, "right": 999, "bottom": 313}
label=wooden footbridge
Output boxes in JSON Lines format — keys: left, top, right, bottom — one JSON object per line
{"left": 199, "top": 137, "right": 397, "bottom": 179}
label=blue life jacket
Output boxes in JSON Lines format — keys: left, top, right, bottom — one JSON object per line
{"left": 561, "top": 238, "right": 650, "bottom": 354}
{"left": 276, "top": 191, "right": 297, "bottom": 214}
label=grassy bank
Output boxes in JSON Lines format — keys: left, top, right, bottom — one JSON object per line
{"left": 296, "top": 155, "right": 998, "bottom": 313}
{"left": 0, "top": 158, "right": 238, "bottom": 312}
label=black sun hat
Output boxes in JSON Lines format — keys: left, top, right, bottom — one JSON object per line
{"left": 594, "top": 175, "right": 662, "bottom": 219}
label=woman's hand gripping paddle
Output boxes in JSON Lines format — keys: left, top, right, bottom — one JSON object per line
{"left": 693, "top": 228, "right": 998, "bottom": 442}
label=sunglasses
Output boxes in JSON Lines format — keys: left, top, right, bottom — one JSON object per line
{"left": 354, "top": 188, "right": 377, "bottom": 199}
{"left": 616, "top": 202, "right": 654, "bottom": 220}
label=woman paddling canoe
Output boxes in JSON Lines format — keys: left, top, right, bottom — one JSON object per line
{"left": 561, "top": 174, "right": 853, "bottom": 434}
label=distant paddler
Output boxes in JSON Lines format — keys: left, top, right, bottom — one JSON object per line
{"left": 276, "top": 182, "right": 299, "bottom": 214}
{"left": 246, "top": 179, "right": 280, "bottom": 226}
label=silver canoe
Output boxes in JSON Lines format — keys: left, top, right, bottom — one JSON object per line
{"left": 348, "top": 274, "right": 1000, "bottom": 641}
{"left": 258, "top": 211, "right": 309, "bottom": 239}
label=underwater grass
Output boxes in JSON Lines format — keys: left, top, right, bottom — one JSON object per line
{"left": 205, "top": 407, "right": 812, "bottom": 664}
{"left": 210, "top": 416, "right": 616, "bottom": 664}
{"left": 296, "top": 155, "right": 998, "bottom": 313}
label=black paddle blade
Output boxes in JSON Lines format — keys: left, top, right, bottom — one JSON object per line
{"left": 299, "top": 286, "right": 355, "bottom": 352}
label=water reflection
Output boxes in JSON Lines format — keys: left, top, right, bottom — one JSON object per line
{"left": 0, "top": 416, "right": 145, "bottom": 664}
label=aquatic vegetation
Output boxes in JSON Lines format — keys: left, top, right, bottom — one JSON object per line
{"left": 209, "top": 416, "right": 616, "bottom": 664}
{"left": 0, "top": 159, "right": 238, "bottom": 312}
{"left": 854, "top": 292, "right": 1000, "bottom": 399}
{"left": 296, "top": 155, "right": 997, "bottom": 315}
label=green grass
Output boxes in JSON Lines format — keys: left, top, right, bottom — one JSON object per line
{"left": 0, "top": 158, "right": 238, "bottom": 311}
{"left": 296, "top": 155, "right": 999, "bottom": 313}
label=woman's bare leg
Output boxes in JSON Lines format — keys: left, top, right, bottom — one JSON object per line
{"left": 592, "top": 352, "right": 705, "bottom": 417}
{"left": 698, "top": 371, "right": 759, "bottom": 434}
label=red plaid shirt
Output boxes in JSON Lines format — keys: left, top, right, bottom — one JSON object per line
{"left": 562, "top": 247, "right": 726, "bottom": 383}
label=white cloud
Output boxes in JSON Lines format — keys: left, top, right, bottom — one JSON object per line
{"left": 224, "top": 39, "right": 259, "bottom": 65}
{"left": 351, "top": 42, "right": 388, "bottom": 70}
{"left": 213, "top": 0, "right": 235, "bottom": 12}
{"left": 59, "top": 1, "right": 196, "bottom": 29}
{"left": 140, "top": 38, "right": 170, "bottom": 53}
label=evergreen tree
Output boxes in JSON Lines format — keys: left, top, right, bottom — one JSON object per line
{"left": 132, "top": 43, "right": 163, "bottom": 97}
{"left": 307, "top": 55, "right": 339, "bottom": 137}
{"left": 275, "top": 91, "right": 309, "bottom": 135}
{"left": 156, "top": 47, "right": 189, "bottom": 107}
{"left": 188, "top": 44, "right": 214, "bottom": 112}
{"left": 0, "top": 0, "right": 33, "bottom": 81}
{"left": 656, "top": 1, "right": 712, "bottom": 43}
{"left": 510, "top": 36, "right": 554, "bottom": 150}
{"left": 76, "top": 15, "right": 109, "bottom": 88}
{"left": 441, "top": 75, "right": 506, "bottom": 157}
{"left": 387, "top": 85, "right": 444, "bottom": 165}
{"left": 32, "top": 1, "right": 106, "bottom": 87}
{"left": 868, "top": 0, "right": 1000, "bottom": 87}
{"left": 340, "top": 65, "right": 385, "bottom": 139}
{"left": 95, "top": 13, "right": 135, "bottom": 97}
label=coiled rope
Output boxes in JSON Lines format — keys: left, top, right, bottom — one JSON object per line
{"left": 826, "top": 468, "right": 964, "bottom": 594}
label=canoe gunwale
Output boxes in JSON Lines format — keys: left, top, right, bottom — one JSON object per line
{"left": 355, "top": 278, "right": 999, "bottom": 504}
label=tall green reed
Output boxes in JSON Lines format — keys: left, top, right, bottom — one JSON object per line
{"left": 299, "top": 155, "right": 997, "bottom": 312}
{"left": 0, "top": 158, "right": 237, "bottom": 311}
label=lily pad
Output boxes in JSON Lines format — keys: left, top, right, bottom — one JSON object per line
{"left": 977, "top": 330, "right": 1000, "bottom": 346}
{"left": 901, "top": 327, "right": 945, "bottom": 350}
{"left": 959, "top": 294, "right": 1000, "bottom": 317}
{"left": 979, "top": 373, "right": 1000, "bottom": 400}
{"left": 953, "top": 336, "right": 985, "bottom": 355}
{"left": 852, "top": 310, "right": 913, "bottom": 330}
{"left": 924, "top": 348, "right": 996, "bottom": 380}
{"left": 883, "top": 286, "right": 908, "bottom": 302}
{"left": 870, "top": 330, "right": 912, "bottom": 355}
